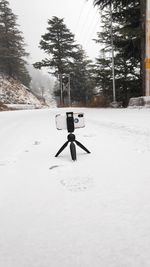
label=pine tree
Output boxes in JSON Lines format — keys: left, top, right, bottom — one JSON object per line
{"left": 34, "top": 16, "right": 96, "bottom": 105}
{"left": 34, "top": 16, "right": 78, "bottom": 76}
{"left": 0, "top": 0, "right": 30, "bottom": 86}
{"left": 94, "top": 55, "right": 112, "bottom": 99}
{"left": 69, "top": 47, "right": 95, "bottom": 103}
{"left": 93, "top": 0, "right": 144, "bottom": 105}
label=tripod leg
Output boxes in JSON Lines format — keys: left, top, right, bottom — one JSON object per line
{"left": 75, "top": 140, "right": 91, "bottom": 154}
{"left": 55, "top": 141, "right": 69, "bottom": 157}
{"left": 70, "top": 142, "right": 76, "bottom": 161}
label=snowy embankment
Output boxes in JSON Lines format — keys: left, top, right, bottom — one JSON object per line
{"left": 0, "top": 77, "right": 42, "bottom": 109}
{"left": 0, "top": 108, "right": 150, "bottom": 267}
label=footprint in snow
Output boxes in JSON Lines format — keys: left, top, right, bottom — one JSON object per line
{"left": 0, "top": 159, "right": 16, "bottom": 166}
{"left": 60, "top": 176, "right": 94, "bottom": 192}
{"left": 49, "top": 165, "right": 60, "bottom": 170}
{"left": 0, "top": 162, "right": 6, "bottom": 166}
{"left": 34, "top": 141, "right": 41, "bottom": 145}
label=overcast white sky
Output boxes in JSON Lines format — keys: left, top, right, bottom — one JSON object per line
{"left": 9, "top": 0, "right": 101, "bottom": 65}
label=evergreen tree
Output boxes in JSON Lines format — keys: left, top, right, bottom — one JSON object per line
{"left": 34, "top": 17, "right": 95, "bottom": 105}
{"left": 34, "top": 16, "right": 78, "bottom": 76}
{"left": 69, "top": 47, "right": 95, "bottom": 103}
{"left": 94, "top": 54, "right": 112, "bottom": 99}
{"left": 93, "top": 0, "right": 145, "bottom": 104}
{"left": 0, "top": 0, "right": 30, "bottom": 86}
{"left": 94, "top": 6, "right": 141, "bottom": 106}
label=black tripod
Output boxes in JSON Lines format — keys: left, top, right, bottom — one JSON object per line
{"left": 55, "top": 132, "right": 90, "bottom": 161}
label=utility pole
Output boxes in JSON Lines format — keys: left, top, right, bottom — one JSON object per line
{"left": 110, "top": 1, "right": 116, "bottom": 104}
{"left": 145, "top": 0, "right": 150, "bottom": 96}
{"left": 59, "top": 73, "right": 63, "bottom": 106}
{"left": 67, "top": 74, "right": 71, "bottom": 107}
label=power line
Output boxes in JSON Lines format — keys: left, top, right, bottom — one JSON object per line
{"left": 68, "top": 0, "right": 101, "bottom": 59}
{"left": 80, "top": 8, "right": 92, "bottom": 36}
{"left": 82, "top": 9, "right": 100, "bottom": 46}
{"left": 73, "top": 1, "right": 93, "bottom": 41}
{"left": 73, "top": 0, "right": 86, "bottom": 33}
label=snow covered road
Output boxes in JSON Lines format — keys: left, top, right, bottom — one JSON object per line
{"left": 0, "top": 108, "right": 150, "bottom": 267}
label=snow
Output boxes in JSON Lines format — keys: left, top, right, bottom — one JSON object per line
{"left": 128, "top": 96, "right": 150, "bottom": 108}
{"left": 6, "top": 104, "right": 38, "bottom": 110}
{"left": 0, "top": 107, "right": 150, "bottom": 267}
{"left": 0, "top": 76, "right": 42, "bottom": 107}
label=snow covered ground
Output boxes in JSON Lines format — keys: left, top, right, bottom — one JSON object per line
{"left": 0, "top": 107, "right": 150, "bottom": 267}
